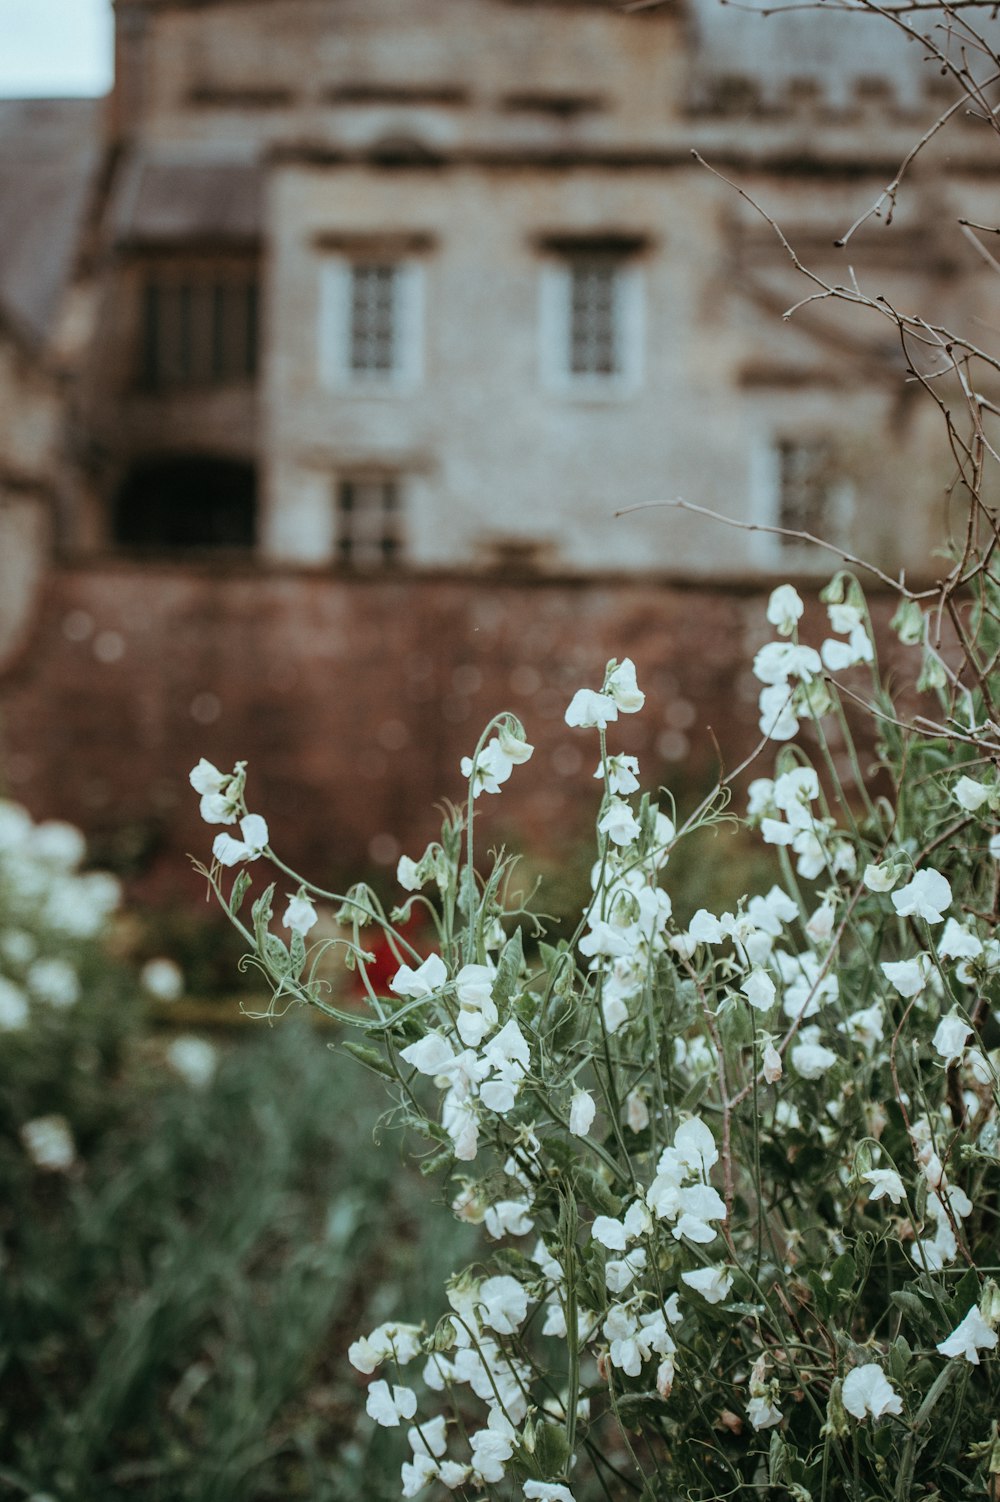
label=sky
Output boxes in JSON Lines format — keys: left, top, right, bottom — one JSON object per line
{"left": 0, "top": 0, "right": 113, "bottom": 97}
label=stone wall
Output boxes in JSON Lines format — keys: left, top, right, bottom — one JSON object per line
{"left": 0, "top": 562, "right": 840, "bottom": 902}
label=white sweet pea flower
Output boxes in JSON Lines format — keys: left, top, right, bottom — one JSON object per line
{"left": 349, "top": 1322, "right": 423, "bottom": 1373}
{"left": 478, "top": 1274, "right": 529, "bottom": 1334}
{"left": 953, "top": 775, "right": 991, "bottom": 812}
{"left": 758, "top": 683, "right": 799, "bottom": 742}
{"left": 484, "top": 1198, "right": 534, "bottom": 1239}
{"left": 933, "top": 1008, "right": 973, "bottom": 1065}
{"left": 461, "top": 737, "right": 514, "bottom": 797}
{"left": 565, "top": 688, "right": 619, "bottom": 729}
{"left": 366, "top": 1380, "right": 417, "bottom": 1427}
{"left": 598, "top": 797, "right": 642, "bottom": 847}
{"left": 396, "top": 855, "right": 423, "bottom": 891}
{"left": 937, "top": 1305, "right": 999, "bottom": 1364}
{"left": 497, "top": 722, "right": 534, "bottom": 764}
{"left": 399, "top": 1033, "right": 455, "bottom": 1077}
{"left": 881, "top": 955, "right": 931, "bottom": 999}
{"left": 212, "top": 813, "right": 269, "bottom": 866}
{"left": 282, "top": 892, "right": 318, "bottom": 935}
{"left": 863, "top": 862, "right": 898, "bottom": 893}
{"left": 592, "top": 1215, "right": 628, "bottom": 1251}
{"left": 741, "top": 969, "right": 776, "bottom": 1011}
{"left": 407, "top": 1414, "right": 448, "bottom": 1460}
{"left": 762, "top": 1043, "right": 782, "bottom": 1083}
{"left": 862, "top": 1168, "right": 906, "bottom": 1205}
{"left": 524, "top": 1482, "right": 577, "bottom": 1502}
{"left": 680, "top": 1265, "right": 733, "bottom": 1304}
{"left": 390, "top": 952, "right": 448, "bottom": 999}
{"left": 569, "top": 1088, "right": 596, "bottom": 1137}
{"left": 626, "top": 1089, "right": 650, "bottom": 1132}
{"left": 766, "top": 583, "right": 804, "bottom": 636}
{"left": 891, "top": 868, "right": 952, "bottom": 924}
{"left": 938, "top": 918, "right": 982, "bottom": 963}
{"left": 820, "top": 625, "right": 873, "bottom": 672}
{"left": 790, "top": 1026, "right": 838, "bottom": 1080}
{"left": 469, "top": 1410, "right": 516, "bottom": 1483}
{"left": 189, "top": 757, "right": 230, "bottom": 796}
{"left": 605, "top": 658, "right": 645, "bottom": 713}
{"left": 674, "top": 1116, "right": 720, "bottom": 1176}
{"left": 199, "top": 791, "right": 239, "bottom": 825}
{"left": 753, "top": 641, "right": 822, "bottom": 686}
{"left": 841, "top": 1364, "right": 902, "bottom": 1421}
{"left": 606, "top": 1248, "right": 648, "bottom": 1293}
{"left": 598, "top": 754, "right": 641, "bottom": 795}
{"left": 454, "top": 962, "right": 498, "bottom": 1047}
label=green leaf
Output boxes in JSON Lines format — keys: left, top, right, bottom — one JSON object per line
{"left": 289, "top": 928, "right": 306, "bottom": 979}
{"left": 252, "top": 882, "right": 276, "bottom": 953}
{"left": 890, "top": 1289, "right": 939, "bottom": 1338}
{"left": 830, "top": 1251, "right": 857, "bottom": 1299}
{"left": 575, "top": 1168, "right": 621, "bottom": 1218}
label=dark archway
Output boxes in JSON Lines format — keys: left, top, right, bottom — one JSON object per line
{"left": 113, "top": 456, "right": 257, "bottom": 550}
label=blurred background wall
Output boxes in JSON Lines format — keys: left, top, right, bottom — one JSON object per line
{"left": 0, "top": 0, "right": 993, "bottom": 896}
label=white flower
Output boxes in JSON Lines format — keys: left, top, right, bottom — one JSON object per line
{"left": 141, "top": 957, "right": 184, "bottom": 1002}
{"left": 396, "top": 855, "right": 423, "bottom": 891}
{"left": 747, "top": 1394, "right": 783, "bottom": 1431}
{"left": 0, "top": 977, "right": 29, "bottom": 1031}
{"left": 762, "top": 1043, "right": 782, "bottom": 1083}
{"left": 864, "top": 862, "right": 898, "bottom": 893}
{"left": 954, "top": 775, "right": 991, "bottom": 812}
{"left": 820, "top": 625, "right": 873, "bottom": 672}
{"left": 841, "top": 1364, "right": 902, "bottom": 1421}
{"left": 390, "top": 953, "right": 448, "bottom": 999}
{"left": 606, "top": 1248, "right": 648, "bottom": 1293}
{"left": 766, "top": 584, "right": 804, "bottom": 636}
{"left": 469, "top": 1409, "right": 516, "bottom": 1482}
{"left": 991, "top": 832, "right": 1000, "bottom": 862}
{"left": 565, "top": 689, "right": 618, "bottom": 729}
{"left": 484, "top": 1198, "right": 534, "bottom": 1239}
{"left": 27, "top": 958, "right": 79, "bottom": 1009}
{"left": 524, "top": 1483, "right": 576, "bottom": 1502}
{"left": 758, "top": 683, "right": 799, "bottom": 742}
{"left": 282, "top": 893, "right": 318, "bottom": 935}
{"left": 937, "top": 1305, "right": 999, "bottom": 1364}
{"left": 592, "top": 1215, "right": 628, "bottom": 1251}
{"left": 399, "top": 1033, "right": 455, "bottom": 1077}
{"left": 891, "top": 868, "right": 952, "bottom": 924}
{"left": 212, "top": 813, "right": 269, "bottom": 866}
{"left": 790, "top": 1027, "right": 838, "bottom": 1080}
{"left": 598, "top": 797, "right": 642, "bottom": 847}
{"left": 753, "top": 641, "right": 822, "bottom": 686}
{"left": 166, "top": 1035, "right": 218, "bottom": 1089}
{"left": 349, "top": 1322, "right": 424, "bottom": 1373}
{"left": 933, "top": 1008, "right": 972, "bottom": 1065}
{"left": 497, "top": 722, "right": 534, "bottom": 764}
{"left": 461, "top": 737, "right": 514, "bottom": 798}
{"left": 366, "top": 1380, "right": 417, "bottom": 1427}
{"left": 21, "top": 1114, "right": 76, "bottom": 1172}
{"left": 605, "top": 658, "right": 645, "bottom": 713}
{"left": 862, "top": 1168, "right": 906, "bottom": 1205}
{"left": 569, "top": 1088, "right": 596, "bottom": 1137}
{"left": 681, "top": 1265, "right": 733, "bottom": 1304}
{"left": 599, "top": 754, "right": 641, "bottom": 795}
{"left": 189, "top": 757, "right": 230, "bottom": 796}
{"left": 454, "top": 963, "right": 498, "bottom": 1046}
{"left": 478, "top": 1274, "right": 529, "bottom": 1334}
{"left": 407, "top": 1414, "right": 448, "bottom": 1459}
{"left": 938, "top": 918, "right": 982, "bottom": 962}
{"left": 741, "top": 969, "right": 776, "bottom": 1011}
{"left": 674, "top": 1116, "right": 719, "bottom": 1176}
{"left": 881, "top": 955, "right": 930, "bottom": 998}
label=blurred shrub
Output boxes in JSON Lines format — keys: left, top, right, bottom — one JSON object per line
{"left": 0, "top": 799, "right": 474, "bottom": 1500}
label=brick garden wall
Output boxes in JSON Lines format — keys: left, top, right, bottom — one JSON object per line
{"left": 0, "top": 562, "right": 905, "bottom": 904}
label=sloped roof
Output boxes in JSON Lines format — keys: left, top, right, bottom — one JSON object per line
{"left": 0, "top": 98, "right": 103, "bottom": 347}
{"left": 112, "top": 159, "right": 263, "bottom": 246}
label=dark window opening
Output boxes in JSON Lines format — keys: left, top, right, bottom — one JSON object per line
{"left": 138, "top": 267, "right": 258, "bottom": 392}
{"left": 776, "top": 439, "right": 837, "bottom": 541}
{"left": 336, "top": 478, "right": 403, "bottom": 567}
{"left": 113, "top": 456, "right": 257, "bottom": 550}
{"left": 567, "top": 257, "right": 621, "bottom": 377}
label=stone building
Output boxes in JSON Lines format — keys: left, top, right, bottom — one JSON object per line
{"left": 65, "top": 0, "right": 998, "bottom": 579}
{"left": 0, "top": 0, "right": 996, "bottom": 888}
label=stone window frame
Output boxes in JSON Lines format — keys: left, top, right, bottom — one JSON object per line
{"left": 135, "top": 254, "right": 259, "bottom": 393}
{"left": 316, "top": 235, "right": 429, "bottom": 394}
{"left": 333, "top": 472, "right": 405, "bottom": 569}
{"left": 749, "top": 431, "right": 854, "bottom": 566}
{"left": 536, "top": 234, "right": 646, "bottom": 399}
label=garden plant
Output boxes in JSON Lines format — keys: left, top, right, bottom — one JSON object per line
{"left": 189, "top": 2, "right": 1000, "bottom": 1491}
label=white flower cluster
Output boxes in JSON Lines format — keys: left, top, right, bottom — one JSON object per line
{"left": 755, "top": 584, "right": 874, "bottom": 743}
{"left": 0, "top": 799, "right": 120, "bottom": 1035}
